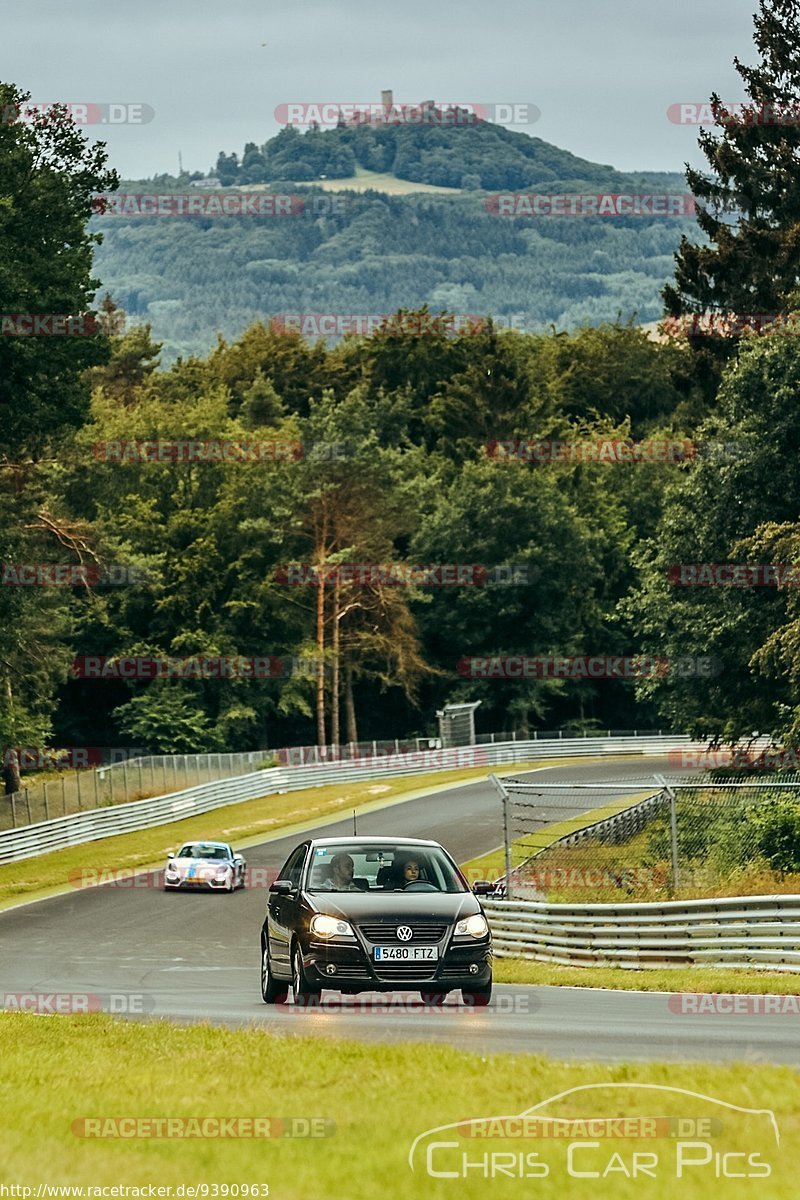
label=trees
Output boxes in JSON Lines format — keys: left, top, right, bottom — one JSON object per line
{"left": 0, "top": 83, "right": 117, "bottom": 791}
{"left": 629, "top": 335, "right": 800, "bottom": 739}
{"left": 0, "top": 83, "right": 117, "bottom": 454}
{"left": 665, "top": 0, "right": 800, "bottom": 320}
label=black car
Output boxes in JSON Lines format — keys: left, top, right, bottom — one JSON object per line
{"left": 259, "top": 836, "right": 494, "bottom": 1006}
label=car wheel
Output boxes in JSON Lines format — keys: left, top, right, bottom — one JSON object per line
{"left": 462, "top": 982, "right": 493, "bottom": 1007}
{"left": 292, "top": 943, "right": 321, "bottom": 1008}
{"left": 261, "top": 941, "right": 288, "bottom": 1005}
{"left": 419, "top": 990, "right": 448, "bottom": 1006}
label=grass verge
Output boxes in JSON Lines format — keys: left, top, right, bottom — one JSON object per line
{"left": 0, "top": 1015, "right": 795, "bottom": 1198}
{"left": 494, "top": 958, "right": 800, "bottom": 994}
{"left": 0, "top": 761, "right": 548, "bottom": 910}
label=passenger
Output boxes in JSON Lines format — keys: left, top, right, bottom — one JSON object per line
{"left": 320, "top": 853, "right": 360, "bottom": 891}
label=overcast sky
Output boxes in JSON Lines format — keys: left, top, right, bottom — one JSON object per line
{"left": 3, "top": 0, "right": 761, "bottom": 180}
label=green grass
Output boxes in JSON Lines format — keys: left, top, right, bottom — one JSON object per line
{"left": 494, "top": 958, "right": 800, "bottom": 993}
{"left": 0, "top": 761, "right": 549, "bottom": 910}
{"left": 316, "top": 165, "right": 462, "bottom": 194}
{"left": 0, "top": 1015, "right": 796, "bottom": 1197}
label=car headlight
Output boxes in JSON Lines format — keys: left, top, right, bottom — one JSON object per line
{"left": 166, "top": 863, "right": 179, "bottom": 875}
{"left": 310, "top": 914, "right": 355, "bottom": 939}
{"left": 215, "top": 866, "right": 230, "bottom": 878}
{"left": 455, "top": 914, "right": 489, "bottom": 939}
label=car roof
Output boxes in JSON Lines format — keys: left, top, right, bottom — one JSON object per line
{"left": 307, "top": 836, "right": 440, "bottom": 848}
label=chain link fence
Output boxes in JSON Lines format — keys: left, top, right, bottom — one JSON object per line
{"left": 0, "top": 751, "right": 274, "bottom": 832}
{"left": 492, "top": 773, "right": 800, "bottom": 901}
{"left": 1, "top": 730, "right": 678, "bottom": 833}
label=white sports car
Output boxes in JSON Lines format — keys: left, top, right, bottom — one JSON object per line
{"left": 163, "top": 841, "right": 246, "bottom": 892}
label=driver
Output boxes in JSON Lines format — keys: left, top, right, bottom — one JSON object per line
{"left": 402, "top": 859, "right": 421, "bottom": 884}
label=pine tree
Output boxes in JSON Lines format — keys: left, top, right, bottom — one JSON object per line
{"left": 664, "top": 0, "right": 800, "bottom": 320}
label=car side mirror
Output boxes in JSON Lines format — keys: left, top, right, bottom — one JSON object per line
{"left": 270, "top": 879, "right": 294, "bottom": 896}
{"left": 167, "top": 852, "right": 175, "bottom": 860}
{"left": 472, "top": 880, "right": 494, "bottom": 895}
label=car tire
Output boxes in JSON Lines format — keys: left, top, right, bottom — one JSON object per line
{"left": 292, "top": 943, "right": 321, "bottom": 1008}
{"left": 462, "top": 982, "right": 493, "bottom": 1007}
{"left": 261, "top": 941, "right": 288, "bottom": 1005}
{"left": 419, "top": 990, "right": 448, "bottom": 1006}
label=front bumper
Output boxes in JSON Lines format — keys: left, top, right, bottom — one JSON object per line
{"left": 165, "top": 874, "right": 231, "bottom": 890}
{"left": 302, "top": 933, "right": 492, "bottom": 992}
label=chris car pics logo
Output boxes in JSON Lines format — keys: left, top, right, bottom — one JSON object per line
{"left": 408, "top": 1084, "right": 779, "bottom": 1180}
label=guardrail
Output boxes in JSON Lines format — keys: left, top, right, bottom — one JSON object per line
{"left": 483, "top": 894, "right": 800, "bottom": 972}
{"left": 0, "top": 734, "right": 697, "bottom": 864}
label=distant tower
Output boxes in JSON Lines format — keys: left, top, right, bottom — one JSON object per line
{"left": 178, "top": 151, "right": 184, "bottom": 176}
{"left": 381, "top": 89, "right": 393, "bottom": 109}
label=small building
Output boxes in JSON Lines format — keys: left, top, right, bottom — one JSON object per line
{"left": 189, "top": 177, "right": 223, "bottom": 189}
{"left": 436, "top": 701, "right": 482, "bottom": 748}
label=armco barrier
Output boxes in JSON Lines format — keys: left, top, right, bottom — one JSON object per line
{"left": 483, "top": 894, "right": 800, "bottom": 972}
{"left": 0, "top": 734, "right": 697, "bottom": 864}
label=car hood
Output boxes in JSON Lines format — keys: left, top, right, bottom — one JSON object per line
{"left": 305, "top": 891, "right": 482, "bottom": 924}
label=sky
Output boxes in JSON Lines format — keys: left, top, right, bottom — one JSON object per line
{"left": 2, "top": 0, "right": 762, "bottom": 180}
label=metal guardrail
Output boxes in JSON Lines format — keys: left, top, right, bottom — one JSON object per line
{"left": 483, "top": 894, "right": 800, "bottom": 972}
{"left": 1, "top": 751, "right": 272, "bottom": 832}
{"left": 0, "top": 734, "right": 697, "bottom": 864}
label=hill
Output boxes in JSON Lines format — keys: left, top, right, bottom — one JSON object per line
{"left": 91, "top": 114, "right": 693, "bottom": 362}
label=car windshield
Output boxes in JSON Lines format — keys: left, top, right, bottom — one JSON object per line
{"left": 306, "top": 843, "right": 466, "bottom": 893}
{"left": 178, "top": 844, "right": 229, "bottom": 860}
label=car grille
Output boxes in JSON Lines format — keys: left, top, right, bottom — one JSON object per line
{"left": 358, "top": 923, "right": 448, "bottom": 944}
{"left": 371, "top": 961, "right": 439, "bottom": 982}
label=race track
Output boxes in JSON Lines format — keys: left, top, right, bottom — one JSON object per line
{"left": 2, "top": 756, "right": 797, "bottom": 1065}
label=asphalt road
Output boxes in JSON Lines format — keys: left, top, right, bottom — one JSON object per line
{"left": 2, "top": 755, "right": 798, "bottom": 1065}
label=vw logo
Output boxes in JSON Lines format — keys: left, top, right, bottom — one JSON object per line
{"left": 396, "top": 925, "right": 413, "bottom": 942}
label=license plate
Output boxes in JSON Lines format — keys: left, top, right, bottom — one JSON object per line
{"left": 373, "top": 946, "right": 438, "bottom": 961}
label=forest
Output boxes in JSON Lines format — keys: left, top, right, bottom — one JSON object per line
{"left": 90, "top": 112, "right": 690, "bottom": 363}
{"left": 4, "top": 0, "right": 800, "bottom": 778}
